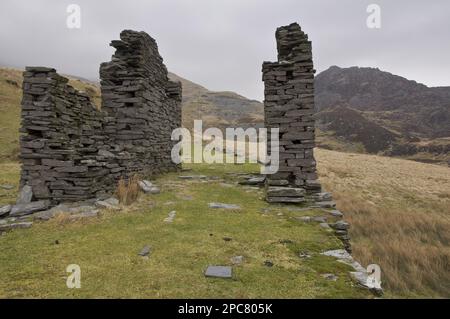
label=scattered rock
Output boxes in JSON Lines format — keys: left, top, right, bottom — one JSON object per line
{"left": 322, "top": 249, "right": 352, "bottom": 260}
{"left": 10, "top": 200, "right": 50, "bottom": 217}
{"left": 238, "top": 176, "right": 266, "bottom": 186}
{"left": 0, "top": 184, "right": 14, "bottom": 190}
{"left": 0, "top": 205, "right": 12, "bottom": 217}
{"left": 230, "top": 256, "right": 244, "bottom": 265}
{"left": 149, "top": 186, "right": 160, "bottom": 194}
{"left": 16, "top": 185, "right": 33, "bottom": 204}
{"left": 0, "top": 222, "right": 33, "bottom": 232}
{"left": 209, "top": 203, "right": 240, "bottom": 210}
{"left": 267, "top": 196, "right": 306, "bottom": 204}
{"left": 298, "top": 251, "right": 311, "bottom": 259}
{"left": 314, "top": 201, "right": 336, "bottom": 209}
{"left": 296, "top": 216, "right": 311, "bottom": 223}
{"left": 138, "top": 245, "right": 151, "bottom": 257}
{"left": 312, "top": 216, "right": 327, "bottom": 223}
{"left": 312, "top": 192, "right": 333, "bottom": 202}
{"left": 329, "top": 210, "right": 344, "bottom": 218}
{"left": 322, "top": 273, "right": 338, "bottom": 281}
{"left": 263, "top": 260, "right": 274, "bottom": 267}
{"left": 164, "top": 211, "right": 176, "bottom": 223}
{"left": 279, "top": 239, "right": 294, "bottom": 244}
{"left": 178, "top": 175, "right": 207, "bottom": 180}
{"left": 320, "top": 223, "right": 332, "bottom": 230}
{"left": 138, "top": 180, "right": 159, "bottom": 194}
{"left": 223, "top": 237, "right": 232, "bottom": 242}
{"left": 267, "top": 186, "right": 306, "bottom": 197}
{"left": 330, "top": 221, "right": 350, "bottom": 230}
{"left": 95, "top": 197, "right": 120, "bottom": 210}
{"left": 68, "top": 210, "right": 99, "bottom": 221}
{"left": 205, "top": 266, "right": 232, "bottom": 279}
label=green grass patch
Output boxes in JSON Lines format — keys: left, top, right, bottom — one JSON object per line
{"left": 0, "top": 163, "right": 370, "bottom": 298}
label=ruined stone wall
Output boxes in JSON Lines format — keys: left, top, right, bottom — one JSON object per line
{"left": 19, "top": 30, "right": 182, "bottom": 205}
{"left": 263, "top": 23, "right": 322, "bottom": 203}
{"left": 100, "top": 30, "right": 182, "bottom": 177}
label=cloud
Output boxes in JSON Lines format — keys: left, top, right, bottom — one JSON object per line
{"left": 0, "top": 0, "right": 449, "bottom": 100}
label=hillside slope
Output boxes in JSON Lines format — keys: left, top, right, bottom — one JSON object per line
{"left": 169, "top": 72, "right": 264, "bottom": 130}
{"left": 315, "top": 66, "right": 450, "bottom": 163}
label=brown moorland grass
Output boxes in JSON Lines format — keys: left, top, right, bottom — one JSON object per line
{"left": 316, "top": 148, "right": 450, "bottom": 297}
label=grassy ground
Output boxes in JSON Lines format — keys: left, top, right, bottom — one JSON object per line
{"left": 0, "top": 162, "right": 368, "bottom": 298}
{"left": 316, "top": 148, "right": 450, "bottom": 298}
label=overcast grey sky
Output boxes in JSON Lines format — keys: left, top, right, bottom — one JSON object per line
{"left": 0, "top": 0, "right": 449, "bottom": 100}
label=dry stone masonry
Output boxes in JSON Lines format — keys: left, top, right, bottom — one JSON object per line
{"left": 263, "top": 23, "right": 322, "bottom": 204}
{"left": 19, "top": 30, "right": 181, "bottom": 206}
{"left": 262, "top": 23, "right": 350, "bottom": 253}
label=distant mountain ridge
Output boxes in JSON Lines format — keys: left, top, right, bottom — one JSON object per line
{"left": 314, "top": 66, "right": 450, "bottom": 163}
{"left": 0, "top": 66, "right": 448, "bottom": 164}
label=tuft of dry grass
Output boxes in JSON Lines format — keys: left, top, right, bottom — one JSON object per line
{"left": 316, "top": 148, "right": 450, "bottom": 297}
{"left": 116, "top": 175, "right": 140, "bottom": 205}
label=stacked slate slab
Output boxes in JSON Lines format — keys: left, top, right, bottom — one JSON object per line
{"left": 263, "top": 23, "right": 322, "bottom": 203}
{"left": 100, "top": 30, "right": 182, "bottom": 178}
{"left": 19, "top": 30, "right": 182, "bottom": 206}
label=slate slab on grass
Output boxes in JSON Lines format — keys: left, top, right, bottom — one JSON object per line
{"left": 205, "top": 266, "right": 232, "bottom": 279}
{"left": 209, "top": 203, "right": 241, "bottom": 210}
{"left": 138, "top": 245, "right": 151, "bottom": 257}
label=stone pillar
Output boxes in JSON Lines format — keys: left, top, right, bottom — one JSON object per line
{"left": 263, "top": 23, "right": 322, "bottom": 204}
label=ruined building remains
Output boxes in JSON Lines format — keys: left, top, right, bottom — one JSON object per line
{"left": 19, "top": 30, "right": 181, "bottom": 205}
{"left": 263, "top": 23, "right": 322, "bottom": 203}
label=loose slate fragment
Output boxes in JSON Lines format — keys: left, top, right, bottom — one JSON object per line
{"left": 205, "top": 266, "right": 232, "bottom": 279}
{"left": 209, "top": 203, "right": 240, "bottom": 210}
{"left": 138, "top": 245, "right": 151, "bottom": 257}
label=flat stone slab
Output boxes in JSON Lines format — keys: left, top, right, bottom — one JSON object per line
{"left": 266, "top": 196, "right": 306, "bottom": 204}
{"left": 10, "top": 200, "right": 50, "bottom": 217}
{"left": 209, "top": 203, "right": 241, "bottom": 210}
{"left": 0, "top": 222, "right": 33, "bottom": 232}
{"left": 95, "top": 197, "right": 120, "bottom": 210}
{"left": 205, "top": 266, "right": 232, "bottom": 279}
{"left": 238, "top": 176, "right": 266, "bottom": 186}
{"left": 0, "top": 184, "right": 14, "bottom": 190}
{"left": 0, "top": 205, "right": 12, "bottom": 217}
{"left": 267, "top": 186, "right": 305, "bottom": 197}
{"left": 178, "top": 175, "right": 207, "bottom": 180}
{"left": 313, "top": 201, "right": 336, "bottom": 208}
{"left": 329, "top": 210, "right": 344, "bottom": 218}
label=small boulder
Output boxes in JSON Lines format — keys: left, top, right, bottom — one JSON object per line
{"left": 138, "top": 180, "right": 153, "bottom": 193}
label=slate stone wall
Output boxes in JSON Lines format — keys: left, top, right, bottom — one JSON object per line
{"left": 263, "top": 23, "right": 322, "bottom": 203}
{"left": 19, "top": 30, "right": 182, "bottom": 205}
